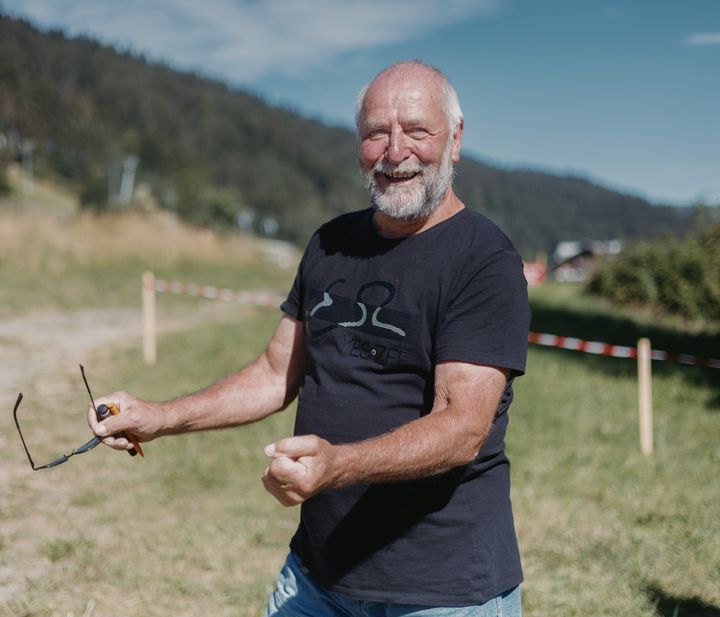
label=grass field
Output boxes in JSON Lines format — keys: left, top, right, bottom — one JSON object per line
{"left": 1, "top": 186, "right": 718, "bottom": 616}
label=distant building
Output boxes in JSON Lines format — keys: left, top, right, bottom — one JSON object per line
{"left": 551, "top": 239, "right": 622, "bottom": 282}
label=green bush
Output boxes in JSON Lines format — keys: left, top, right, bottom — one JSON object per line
{"left": 0, "top": 157, "right": 10, "bottom": 195}
{"left": 587, "top": 224, "right": 720, "bottom": 321}
{"left": 79, "top": 173, "right": 109, "bottom": 212}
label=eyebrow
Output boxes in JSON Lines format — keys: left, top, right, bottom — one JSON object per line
{"left": 363, "top": 116, "right": 433, "bottom": 132}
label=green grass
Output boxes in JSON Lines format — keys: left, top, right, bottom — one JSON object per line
{"left": 0, "top": 247, "right": 293, "bottom": 318}
{"left": 2, "top": 196, "right": 718, "bottom": 616}
{"left": 3, "top": 313, "right": 298, "bottom": 617}
{"left": 4, "top": 308, "right": 718, "bottom": 616}
{"left": 511, "top": 348, "right": 719, "bottom": 616}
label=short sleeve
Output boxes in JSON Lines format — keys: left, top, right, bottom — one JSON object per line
{"left": 281, "top": 232, "right": 319, "bottom": 320}
{"left": 435, "top": 249, "right": 530, "bottom": 375}
{"left": 281, "top": 265, "right": 303, "bottom": 320}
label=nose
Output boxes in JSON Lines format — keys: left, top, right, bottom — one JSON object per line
{"left": 386, "top": 130, "right": 411, "bottom": 165}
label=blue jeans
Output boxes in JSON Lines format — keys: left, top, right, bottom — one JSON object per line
{"left": 264, "top": 553, "right": 521, "bottom": 617}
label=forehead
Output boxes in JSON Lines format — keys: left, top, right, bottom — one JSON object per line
{"left": 361, "top": 70, "right": 447, "bottom": 127}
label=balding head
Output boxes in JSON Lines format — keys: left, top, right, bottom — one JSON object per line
{"left": 356, "top": 60, "right": 465, "bottom": 225}
{"left": 356, "top": 61, "right": 463, "bottom": 137}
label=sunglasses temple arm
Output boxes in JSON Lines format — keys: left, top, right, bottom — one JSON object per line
{"left": 25, "top": 436, "right": 101, "bottom": 470}
{"left": 13, "top": 392, "right": 102, "bottom": 470}
{"left": 41, "top": 436, "right": 101, "bottom": 468}
{"left": 12, "top": 393, "right": 41, "bottom": 470}
{"left": 73, "top": 435, "right": 103, "bottom": 454}
{"left": 79, "top": 363, "right": 98, "bottom": 415}
{"left": 39, "top": 454, "right": 71, "bottom": 469}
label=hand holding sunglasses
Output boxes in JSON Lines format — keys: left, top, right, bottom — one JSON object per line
{"left": 12, "top": 364, "right": 144, "bottom": 471}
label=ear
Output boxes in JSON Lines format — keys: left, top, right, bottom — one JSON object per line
{"left": 451, "top": 119, "right": 464, "bottom": 163}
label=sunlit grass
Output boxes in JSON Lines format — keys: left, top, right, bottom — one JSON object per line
{"left": 3, "top": 313, "right": 298, "bottom": 617}
{"left": 2, "top": 188, "right": 718, "bottom": 616}
{"left": 511, "top": 348, "right": 719, "bottom": 616}
{"left": 4, "top": 317, "right": 717, "bottom": 616}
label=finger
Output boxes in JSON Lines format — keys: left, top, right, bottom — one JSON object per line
{"left": 261, "top": 467, "right": 284, "bottom": 498}
{"left": 262, "top": 458, "right": 304, "bottom": 492}
{"left": 100, "top": 435, "right": 131, "bottom": 451}
{"left": 87, "top": 404, "right": 98, "bottom": 430}
{"left": 261, "top": 468, "right": 302, "bottom": 507}
{"left": 268, "top": 457, "right": 318, "bottom": 501}
{"left": 87, "top": 392, "right": 126, "bottom": 430}
{"left": 263, "top": 458, "right": 305, "bottom": 491}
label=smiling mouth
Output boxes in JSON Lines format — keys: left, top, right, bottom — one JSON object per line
{"left": 379, "top": 171, "right": 420, "bottom": 183}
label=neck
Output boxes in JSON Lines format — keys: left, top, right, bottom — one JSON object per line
{"left": 373, "top": 190, "right": 464, "bottom": 239}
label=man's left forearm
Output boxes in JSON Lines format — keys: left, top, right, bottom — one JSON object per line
{"left": 262, "top": 362, "right": 508, "bottom": 506}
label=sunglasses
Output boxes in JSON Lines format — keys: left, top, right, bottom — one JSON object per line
{"left": 12, "top": 364, "right": 140, "bottom": 470}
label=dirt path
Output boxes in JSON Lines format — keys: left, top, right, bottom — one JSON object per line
{"left": 1, "top": 307, "right": 149, "bottom": 601}
{"left": 0, "top": 302, "right": 246, "bottom": 462}
{"left": 1, "top": 308, "right": 144, "bottom": 462}
{"left": 0, "top": 302, "right": 248, "bottom": 394}
{"left": 0, "top": 307, "right": 142, "bottom": 395}
{"left": 0, "top": 303, "right": 249, "bottom": 604}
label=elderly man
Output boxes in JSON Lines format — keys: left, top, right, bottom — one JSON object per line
{"left": 90, "top": 61, "right": 529, "bottom": 616}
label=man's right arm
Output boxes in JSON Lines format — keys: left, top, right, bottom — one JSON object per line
{"left": 89, "top": 315, "right": 306, "bottom": 451}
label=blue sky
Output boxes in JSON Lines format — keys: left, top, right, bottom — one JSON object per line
{"left": 2, "top": 0, "right": 718, "bottom": 206}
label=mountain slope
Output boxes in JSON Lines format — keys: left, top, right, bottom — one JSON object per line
{"left": 0, "top": 14, "right": 699, "bottom": 254}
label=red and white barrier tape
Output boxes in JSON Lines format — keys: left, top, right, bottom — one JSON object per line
{"left": 152, "top": 278, "right": 284, "bottom": 308}
{"left": 147, "top": 279, "right": 718, "bottom": 369}
{"left": 528, "top": 332, "right": 720, "bottom": 369}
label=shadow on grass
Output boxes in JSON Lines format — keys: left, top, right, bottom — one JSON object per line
{"left": 530, "top": 304, "right": 720, "bottom": 409}
{"left": 647, "top": 586, "right": 720, "bottom": 617}
{"left": 530, "top": 304, "right": 720, "bottom": 358}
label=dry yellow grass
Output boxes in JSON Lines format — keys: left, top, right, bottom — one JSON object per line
{"left": 1, "top": 167, "right": 297, "bottom": 273}
{"left": 0, "top": 207, "right": 269, "bottom": 269}
{"left": 0, "top": 179, "right": 298, "bottom": 317}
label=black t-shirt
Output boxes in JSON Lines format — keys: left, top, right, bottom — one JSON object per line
{"left": 281, "top": 206, "right": 530, "bottom": 606}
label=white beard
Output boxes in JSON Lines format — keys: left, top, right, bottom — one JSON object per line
{"left": 363, "top": 137, "right": 455, "bottom": 223}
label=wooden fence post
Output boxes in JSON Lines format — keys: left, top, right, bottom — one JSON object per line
{"left": 637, "top": 337, "right": 653, "bottom": 456}
{"left": 142, "top": 271, "right": 157, "bottom": 366}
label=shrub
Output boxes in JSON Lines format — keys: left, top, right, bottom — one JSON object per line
{"left": 0, "top": 158, "right": 10, "bottom": 196}
{"left": 587, "top": 224, "right": 720, "bottom": 322}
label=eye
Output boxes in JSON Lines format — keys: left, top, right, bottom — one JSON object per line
{"left": 407, "top": 127, "right": 429, "bottom": 138}
{"left": 365, "top": 128, "right": 388, "bottom": 140}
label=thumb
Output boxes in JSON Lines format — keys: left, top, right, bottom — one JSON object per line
{"left": 265, "top": 435, "right": 321, "bottom": 459}
{"left": 94, "top": 415, "right": 133, "bottom": 437}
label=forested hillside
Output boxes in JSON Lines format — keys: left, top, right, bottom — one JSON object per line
{"left": 0, "top": 14, "right": 702, "bottom": 254}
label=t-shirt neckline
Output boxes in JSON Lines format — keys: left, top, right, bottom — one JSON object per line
{"left": 368, "top": 205, "right": 469, "bottom": 244}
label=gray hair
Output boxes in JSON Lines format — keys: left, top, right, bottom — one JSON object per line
{"left": 355, "top": 61, "right": 463, "bottom": 136}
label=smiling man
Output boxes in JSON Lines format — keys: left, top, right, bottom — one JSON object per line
{"left": 89, "top": 61, "right": 530, "bottom": 616}
{"left": 359, "top": 62, "right": 463, "bottom": 232}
